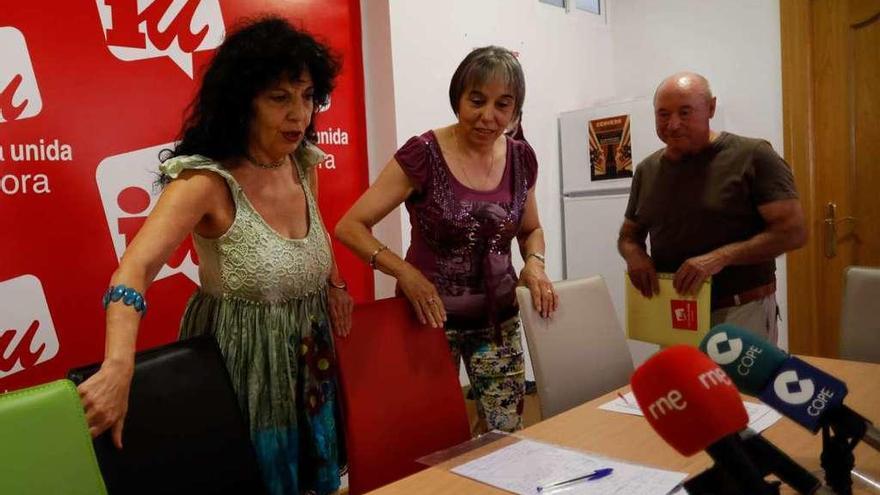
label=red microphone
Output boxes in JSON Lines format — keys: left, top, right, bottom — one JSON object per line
{"left": 631, "top": 345, "right": 747, "bottom": 456}
{"left": 631, "top": 346, "right": 775, "bottom": 494}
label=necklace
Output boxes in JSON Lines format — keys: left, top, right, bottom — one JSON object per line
{"left": 245, "top": 153, "right": 286, "bottom": 169}
{"left": 452, "top": 127, "right": 497, "bottom": 190}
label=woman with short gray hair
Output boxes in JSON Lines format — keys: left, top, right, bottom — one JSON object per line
{"left": 336, "top": 46, "right": 557, "bottom": 433}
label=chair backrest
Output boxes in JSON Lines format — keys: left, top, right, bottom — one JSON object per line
{"left": 0, "top": 379, "right": 108, "bottom": 495}
{"left": 840, "top": 266, "right": 880, "bottom": 363}
{"left": 517, "top": 276, "right": 634, "bottom": 419}
{"left": 334, "top": 297, "right": 471, "bottom": 495}
{"left": 68, "top": 335, "right": 266, "bottom": 495}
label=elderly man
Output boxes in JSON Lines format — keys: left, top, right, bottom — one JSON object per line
{"left": 618, "top": 72, "right": 806, "bottom": 343}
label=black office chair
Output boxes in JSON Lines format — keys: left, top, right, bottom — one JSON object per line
{"left": 69, "top": 335, "right": 267, "bottom": 495}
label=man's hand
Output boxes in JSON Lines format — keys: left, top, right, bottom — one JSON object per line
{"left": 626, "top": 251, "right": 660, "bottom": 298}
{"left": 673, "top": 250, "right": 728, "bottom": 295}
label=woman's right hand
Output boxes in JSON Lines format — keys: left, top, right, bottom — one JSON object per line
{"left": 77, "top": 359, "right": 134, "bottom": 449}
{"left": 397, "top": 265, "right": 446, "bottom": 328}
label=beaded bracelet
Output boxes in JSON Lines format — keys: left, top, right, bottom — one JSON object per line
{"left": 102, "top": 284, "right": 147, "bottom": 317}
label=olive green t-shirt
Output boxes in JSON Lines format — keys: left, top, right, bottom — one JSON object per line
{"left": 624, "top": 132, "right": 798, "bottom": 305}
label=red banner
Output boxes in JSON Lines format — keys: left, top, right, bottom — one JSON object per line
{"left": 0, "top": 0, "right": 371, "bottom": 392}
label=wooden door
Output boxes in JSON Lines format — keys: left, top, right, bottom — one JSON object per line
{"left": 782, "top": 0, "right": 880, "bottom": 356}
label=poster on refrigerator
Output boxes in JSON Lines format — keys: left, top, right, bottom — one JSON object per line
{"left": 0, "top": 0, "right": 370, "bottom": 393}
{"left": 559, "top": 98, "right": 661, "bottom": 195}
{"left": 588, "top": 114, "right": 633, "bottom": 181}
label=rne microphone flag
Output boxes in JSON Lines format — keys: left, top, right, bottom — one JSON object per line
{"left": 631, "top": 346, "right": 777, "bottom": 494}
{"left": 631, "top": 345, "right": 747, "bottom": 457}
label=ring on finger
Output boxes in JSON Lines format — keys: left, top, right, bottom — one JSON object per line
{"left": 426, "top": 297, "right": 436, "bottom": 305}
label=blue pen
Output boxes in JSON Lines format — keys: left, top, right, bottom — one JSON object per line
{"left": 537, "top": 467, "right": 613, "bottom": 493}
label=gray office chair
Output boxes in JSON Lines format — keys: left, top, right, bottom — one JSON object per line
{"left": 839, "top": 266, "right": 880, "bottom": 363}
{"left": 517, "top": 276, "right": 634, "bottom": 419}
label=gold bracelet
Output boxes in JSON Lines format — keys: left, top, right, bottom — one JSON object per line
{"left": 526, "top": 252, "right": 546, "bottom": 264}
{"left": 328, "top": 278, "right": 347, "bottom": 291}
{"left": 369, "top": 245, "right": 388, "bottom": 269}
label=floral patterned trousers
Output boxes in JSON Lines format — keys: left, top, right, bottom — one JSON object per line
{"left": 445, "top": 316, "right": 525, "bottom": 434}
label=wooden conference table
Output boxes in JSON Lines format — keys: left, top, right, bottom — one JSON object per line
{"left": 371, "top": 356, "right": 880, "bottom": 494}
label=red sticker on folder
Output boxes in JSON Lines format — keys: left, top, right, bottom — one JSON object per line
{"left": 670, "top": 300, "right": 698, "bottom": 331}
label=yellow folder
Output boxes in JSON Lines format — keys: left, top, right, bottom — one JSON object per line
{"left": 625, "top": 272, "right": 711, "bottom": 347}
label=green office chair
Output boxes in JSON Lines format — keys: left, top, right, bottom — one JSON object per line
{"left": 0, "top": 379, "right": 107, "bottom": 495}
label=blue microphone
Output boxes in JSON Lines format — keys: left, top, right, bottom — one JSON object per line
{"left": 759, "top": 356, "right": 848, "bottom": 433}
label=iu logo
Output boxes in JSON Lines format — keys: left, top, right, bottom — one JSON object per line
{"left": 95, "top": 0, "right": 225, "bottom": 78}
{"left": 0, "top": 275, "right": 60, "bottom": 379}
{"left": 0, "top": 27, "right": 42, "bottom": 123}
{"left": 670, "top": 300, "right": 698, "bottom": 331}
{"left": 704, "top": 331, "right": 744, "bottom": 365}
{"left": 773, "top": 370, "right": 815, "bottom": 405}
{"left": 95, "top": 143, "right": 200, "bottom": 284}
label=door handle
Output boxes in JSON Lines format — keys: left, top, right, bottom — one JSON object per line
{"left": 824, "top": 202, "right": 856, "bottom": 258}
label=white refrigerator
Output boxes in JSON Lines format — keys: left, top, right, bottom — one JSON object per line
{"left": 558, "top": 98, "right": 665, "bottom": 365}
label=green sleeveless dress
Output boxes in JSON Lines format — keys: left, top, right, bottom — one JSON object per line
{"left": 159, "top": 145, "right": 343, "bottom": 495}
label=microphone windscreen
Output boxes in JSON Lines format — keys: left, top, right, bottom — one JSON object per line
{"left": 699, "top": 324, "right": 788, "bottom": 395}
{"left": 758, "top": 355, "right": 848, "bottom": 432}
{"left": 631, "top": 345, "right": 748, "bottom": 456}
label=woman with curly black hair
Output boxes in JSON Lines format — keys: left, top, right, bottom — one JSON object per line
{"left": 78, "top": 17, "right": 350, "bottom": 494}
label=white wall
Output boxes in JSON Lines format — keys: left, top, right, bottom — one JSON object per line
{"left": 360, "top": 0, "right": 401, "bottom": 298}
{"left": 610, "top": 0, "right": 784, "bottom": 145}
{"left": 363, "top": 0, "right": 788, "bottom": 381}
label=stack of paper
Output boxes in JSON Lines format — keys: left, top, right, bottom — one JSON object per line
{"left": 451, "top": 438, "right": 687, "bottom": 494}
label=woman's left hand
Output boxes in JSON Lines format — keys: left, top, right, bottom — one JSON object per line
{"left": 328, "top": 286, "right": 354, "bottom": 337}
{"left": 519, "top": 259, "right": 558, "bottom": 318}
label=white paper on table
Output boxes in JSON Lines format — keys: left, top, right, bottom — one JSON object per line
{"left": 598, "top": 393, "right": 782, "bottom": 433}
{"left": 597, "top": 392, "right": 643, "bottom": 417}
{"left": 451, "top": 438, "right": 687, "bottom": 495}
{"left": 743, "top": 402, "right": 783, "bottom": 433}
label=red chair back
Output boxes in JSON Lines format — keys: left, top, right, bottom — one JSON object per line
{"left": 334, "top": 297, "right": 470, "bottom": 494}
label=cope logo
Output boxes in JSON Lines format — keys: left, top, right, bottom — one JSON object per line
{"left": 95, "top": 143, "right": 200, "bottom": 284}
{"left": 772, "top": 370, "right": 815, "bottom": 405}
{"left": 704, "top": 331, "right": 743, "bottom": 365}
{"left": 0, "top": 27, "right": 42, "bottom": 123}
{"left": 0, "top": 275, "right": 60, "bottom": 379}
{"left": 95, "top": 0, "right": 225, "bottom": 78}
{"left": 670, "top": 300, "right": 698, "bottom": 331}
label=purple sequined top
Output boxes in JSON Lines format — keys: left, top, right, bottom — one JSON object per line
{"left": 395, "top": 131, "right": 538, "bottom": 329}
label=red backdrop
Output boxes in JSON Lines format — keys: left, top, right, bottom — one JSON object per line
{"left": 0, "top": 0, "right": 371, "bottom": 392}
